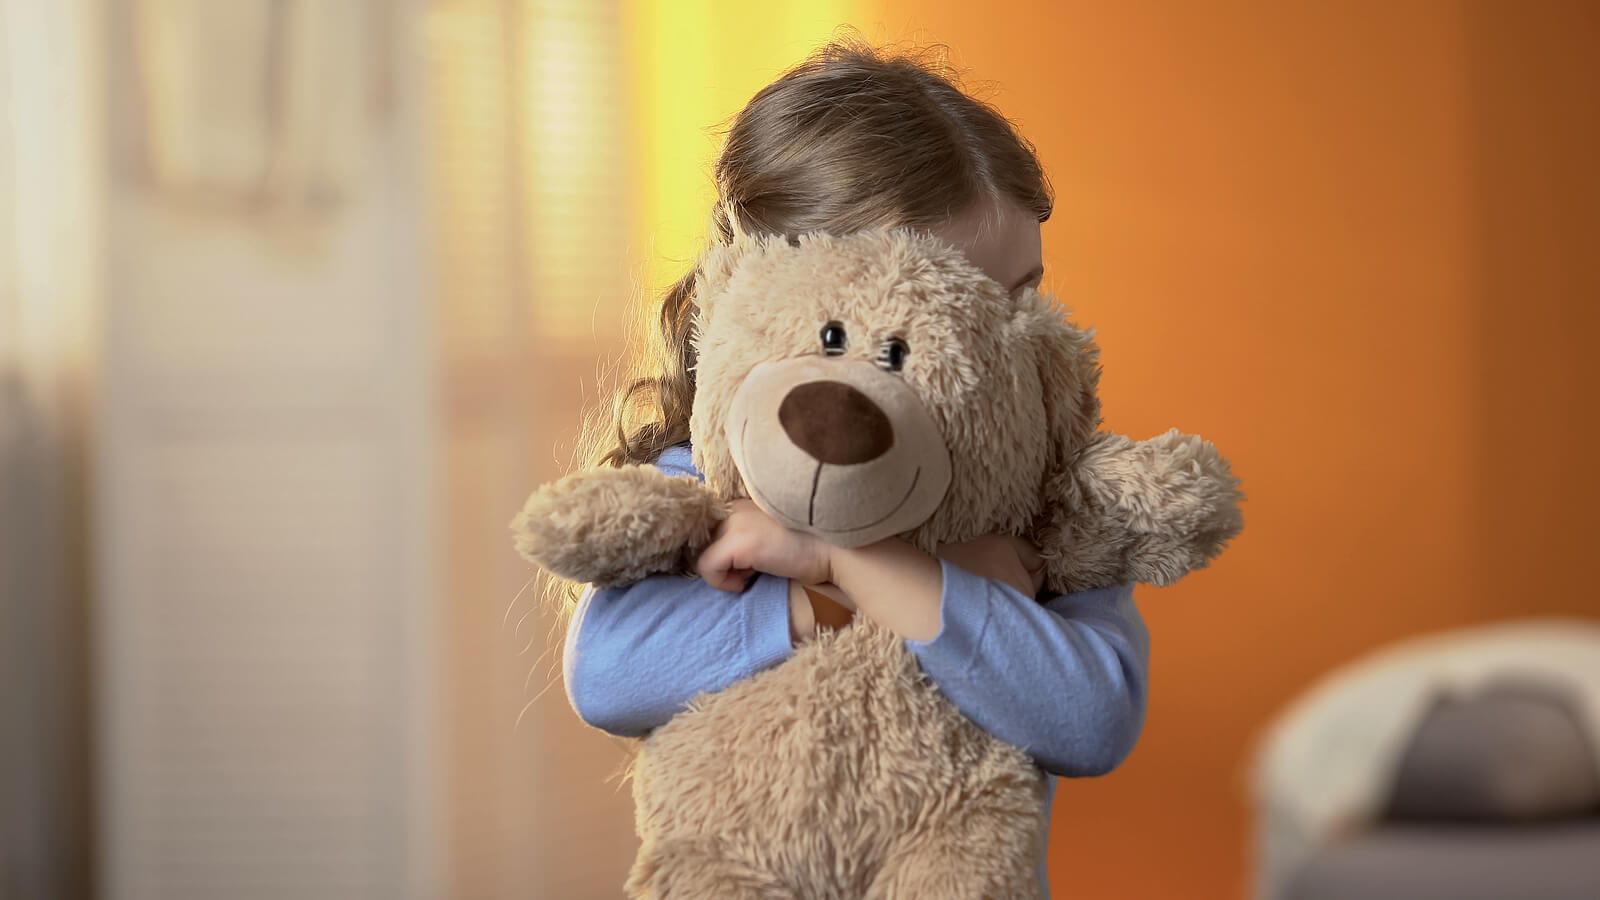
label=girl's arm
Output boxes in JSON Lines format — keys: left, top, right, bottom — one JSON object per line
{"left": 829, "top": 535, "right": 1149, "bottom": 776}
{"left": 905, "top": 565, "right": 1148, "bottom": 777}
{"left": 698, "top": 502, "right": 1150, "bottom": 777}
{"left": 562, "top": 573, "right": 796, "bottom": 737}
{"left": 565, "top": 569, "right": 865, "bottom": 735}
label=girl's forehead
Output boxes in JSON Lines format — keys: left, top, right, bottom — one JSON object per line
{"left": 927, "top": 196, "right": 1043, "bottom": 291}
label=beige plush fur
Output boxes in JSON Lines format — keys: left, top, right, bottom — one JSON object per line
{"left": 512, "top": 464, "right": 726, "bottom": 588}
{"left": 512, "top": 226, "right": 1243, "bottom": 898}
{"left": 627, "top": 620, "right": 1047, "bottom": 900}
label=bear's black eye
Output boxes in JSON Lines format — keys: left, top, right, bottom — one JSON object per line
{"left": 877, "top": 337, "right": 910, "bottom": 373}
{"left": 820, "top": 321, "right": 847, "bottom": 355}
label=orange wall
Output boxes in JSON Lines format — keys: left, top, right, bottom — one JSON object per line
{"left": 848, "top": 2, "right": 1600, "bottom": 897}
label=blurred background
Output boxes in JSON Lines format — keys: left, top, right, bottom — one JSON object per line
{"left": 2, "top": 1, "right": 1597, "bottom": 898}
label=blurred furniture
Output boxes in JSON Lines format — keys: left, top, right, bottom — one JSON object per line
{"left": 1, "top": 2, "right": 101, "bottom": 896}
{"left": 1253, "top": 621, "right": 1600, "bottom": 900}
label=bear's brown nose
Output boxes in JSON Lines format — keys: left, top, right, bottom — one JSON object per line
{"left": 778, "top": 381, "right": 895, "bottom": 466}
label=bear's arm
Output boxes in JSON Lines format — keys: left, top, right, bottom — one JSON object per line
{"left": 1039, "top": 429, "right": 1243, "bottom": 593}
{"left": 511, "top": 464, "right": 727, "bottom": 588}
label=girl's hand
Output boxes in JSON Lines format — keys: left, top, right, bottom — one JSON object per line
{"left": 697, "top": 499, "right": 834, "bottom": 591}
{"left": 936, "top": 534, "right": 1045, "bottom": 598}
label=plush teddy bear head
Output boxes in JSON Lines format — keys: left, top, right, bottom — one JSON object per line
{"left": 689, "top": 226, "right": 1099, "bottom": 553}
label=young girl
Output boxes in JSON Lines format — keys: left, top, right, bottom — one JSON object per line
{"left": 562, "top": 36, "right": 1148, "bottom": 898}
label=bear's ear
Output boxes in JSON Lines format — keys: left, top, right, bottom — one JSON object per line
{"left": 692, "top": 240, "right": 741, "bottom": 318}
{"left": 1032, "top": 303, "right": 1103, "bottom": 475}
{"left": 692, "top": 223, "right": 770, "bottom": 320}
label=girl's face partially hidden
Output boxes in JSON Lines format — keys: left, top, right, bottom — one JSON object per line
{"left": 929, "top": 195, "right": 1045, "bottom": 299}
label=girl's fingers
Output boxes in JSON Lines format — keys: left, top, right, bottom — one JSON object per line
{"left": 711, "top": 571, "right": 746, "bottom": 592}
{"left": 696, "top": 537, "right": 730, "bottom": 586}
{"left": 697, "top": 532, "right": 751, "bottom": 591}
{"left": 694, "top": 500, "right": 829, "bottom": 589}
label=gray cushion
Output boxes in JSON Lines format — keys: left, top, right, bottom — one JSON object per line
{"left": 1284, "top": 822, "right": 1600, "bottom": 900}
{"left": 1384, "top": 678, "right": 1600, "bottom": 822}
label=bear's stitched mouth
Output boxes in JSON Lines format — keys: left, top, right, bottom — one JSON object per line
{"left": 740, "top": 417, "right": 922, "bottom": 535}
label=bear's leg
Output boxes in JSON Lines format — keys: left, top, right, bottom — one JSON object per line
{"left": 864, "top": 810, "right": 1046, "bottom": 900}
{"left": 625, "top": 838, "right": 797, "bottom": 900}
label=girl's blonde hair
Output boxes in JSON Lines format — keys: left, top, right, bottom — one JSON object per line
{"left": 543, "top": 34, "right": 1053, "bottom": 630}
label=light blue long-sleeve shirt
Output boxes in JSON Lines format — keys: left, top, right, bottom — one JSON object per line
{"left": 562, "top": 443, "right": 1151, "bottom": 897}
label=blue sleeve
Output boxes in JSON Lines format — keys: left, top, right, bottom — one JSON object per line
{"left": 564, "top": 574, "right": 794, "bottom": 737}
{"left": 562, "top": 443, "right": 796, "bottom": 737}
{"left": 907, "top": 561, "right": 1150, "bottom": 777}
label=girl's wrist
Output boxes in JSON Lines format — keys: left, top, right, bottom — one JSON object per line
{"left": 830, "top": 538, "right": 938, "bottom": 591}
{"left": 826, "top": 538, "right": 945, "bottom": 641}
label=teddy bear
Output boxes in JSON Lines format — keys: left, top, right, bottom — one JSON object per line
{"left": 513, "top": 224, "right": 1243, "bottom": 898}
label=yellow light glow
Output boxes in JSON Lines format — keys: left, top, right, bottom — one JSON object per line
{"left": 519, "top": 0, "right": 631, "bottom": 339}
{"left": 621, "top": 0, "right": 864, "bottom": 299}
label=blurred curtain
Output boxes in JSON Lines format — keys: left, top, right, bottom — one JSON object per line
{"left": 0, "top": 1, "right": 103, "bottom": 898}
{"left": 419, "top": 1, "right": 640, "bottom": 896}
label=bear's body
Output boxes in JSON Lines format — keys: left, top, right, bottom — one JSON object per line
{"left": 629, "top": 619, "right": 1047, "bottom": 900}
